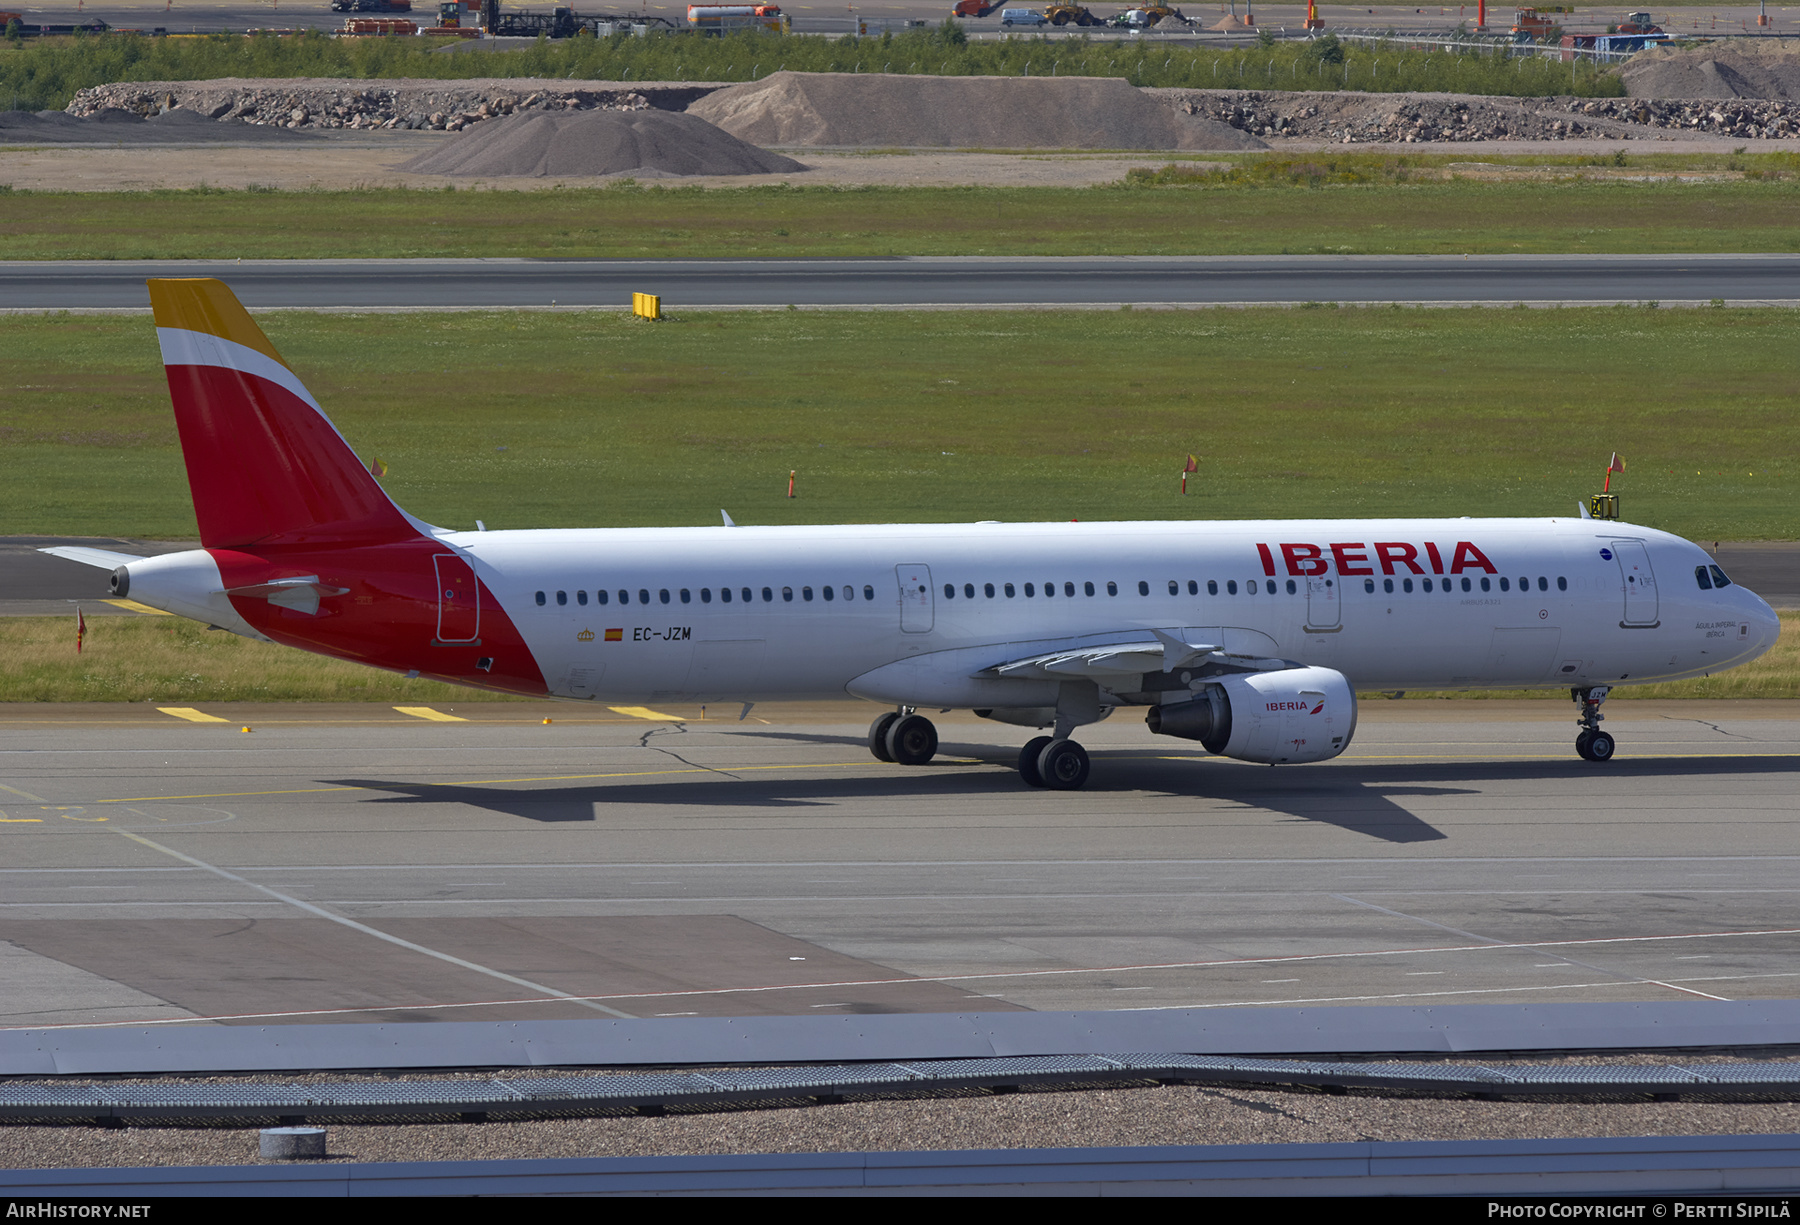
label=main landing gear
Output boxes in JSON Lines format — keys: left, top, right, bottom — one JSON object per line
{"left": 1017, "top": 736, "right": 1090, "bottom": 791}
{"left": 1573, "top": 686, "right": 1615, "bottom": 762}
{"left": 869, "top": 709, "right": 938, "bottom": 766}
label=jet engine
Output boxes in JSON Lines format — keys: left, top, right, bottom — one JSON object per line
{"left": 1145, "top": 665, "right": 1356, "bottom": 765}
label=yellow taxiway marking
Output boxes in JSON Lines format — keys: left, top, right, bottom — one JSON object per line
{"left": 103, "top": 599, "right": 172, "bottom": 615}
{"left": 607, "top": 705, "right": 683, "bottom": 721}
{"left": 0, "top": 783, "right": 51, "bottom": 804}
{"left": 156, "top": 707, "right": 229, "bottom": 723}
{"left": 393, "top": 706, "right": 467, "bottom": 722}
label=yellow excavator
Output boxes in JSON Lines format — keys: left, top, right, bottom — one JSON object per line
{"left": 1042, "top": 3, "right": 1107, "bottom": 24}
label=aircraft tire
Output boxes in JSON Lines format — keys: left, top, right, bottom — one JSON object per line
{"left": 1018, "top": 735, "right": 1053, "bottom": 787}
{"left": 1575, "top": 730, "right": 1594, "bottom": 760}
{"left": 869, "top": 712, "right": 899, "bottom": 762}
{"left": 1586, "top": 730, "right": 1616, "bottom": 762}
{"left": 1037, "top": 738, "right": 1090, "bottom": 790}
{"left": 886, "top": 714, "right": 938, "bottom": 766}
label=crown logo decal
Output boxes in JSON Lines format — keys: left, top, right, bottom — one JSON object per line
{"left": 576, "top": 628, "right": 595, "bottom": 642}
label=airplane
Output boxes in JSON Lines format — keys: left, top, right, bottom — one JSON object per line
{"left": 44, "top": 279, "right": 1782, "bottom": 790}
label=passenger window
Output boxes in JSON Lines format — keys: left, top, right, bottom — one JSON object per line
{"left": 1286, "top": 579, "right": 1297, "bottom": 595}
{"left": 782, "top": 587, "right": 794, "bottom": 602}
{"left": 1383, "top": 578, "right": 1393, "bottom": 594}
{"left": 1461, "top": 577, "right": 1472, "bottom": 592}
{"left": 822, "top": 585, "right": 834, "bottom": 601}
{"left": 638, "top": 589, "right": 650, "bottom": 605}
{"left": 943, "top": 584, "right": 954, "bottom": 599}
{"left": 598, "top": 590, "right": 610, "bottom": 605}
{"left": 1004, "top": 583, "right": 1015, "bottom": 597}
{"left": 1187, "top": 580, "right": 1198, "bottom": 595}
{"left": 1423, "top": 578, "right": 1433, "bottom": 592}
{"left": 1226, "top": 580, "right": 1237, "bottom": 595}
{"left": 720, "top": 587, "right": 732, "bottom": 603}
{"left": 1499, "top": 578, "right": 1509, "bottom": 592}
{"left": 965, "top": 583, "right": 975, "bottom": 599}
{"left": 843, "top": 586, "right": 853, "bottom": 601}
{"left": 1084, "top": 581, "right": 1095, "bottom": 597}
{"left": 1025, "top": 583, "right": 1036, "bottom": 597}
{"left": 1364, "top": 578, "right": 1375, "bottom": 593}
{"left": 1538, "top": 576, "right": 1548, "bottom": 591}
{"left": 556, "top": 591, "right": 567, "bottom": 606}
{"left": 1404, "top": 578, "right": 1414, "bottom": 593}
{"left": 702, "top": 588, "right": 713, "bottom": 603}
{"left": 762, "top": 587, "right": 773, "bottom": 602}
{"left": 1108, "top": 581, "right": 1119, "bottom": 596}
{"left": 1207, "top": 580, "right": 1218, "bottom": 595}
{"left": 680, "top": 589, "right": 691, "bottom": 604}
{"left": 984, "top": 583, "right": 995, "bottom": 598}
{"left": 577, "top": 590, "right": 588, "bottom": 606}
{"left": 1063, "top": 582, "right": 1075, "bottom": 597}
{"left": 535, "top": 591, "right": 546, "bottom": 606}
{"left": 802, "top": 587, "right": 813, "bottom": 601}
{"left": 862, "top": 585, "right": 874, "bottom": 600}
{"left": 659, "top": 589, "right": 671, "bottom": 604}
{"left": 1043, "top": 582, "right": 1054, "bottom": 598}
{"left": 1137, "top": 581, "right": 1149, "bottom": 596}
{"left": 1557, "top": 577, "right": 1568, "bottom": 591}
{"left": 1481, "top": 577, "right": 1491, "bottom": 592}
{"left": 1247, "top": 580, "right": 1258, "bottom": 594}
{"left": 742, "top": 588, "right": 753, "bottom": 603}
{"left": 1710, "top": 565, "right": 1732, "bottom": 589}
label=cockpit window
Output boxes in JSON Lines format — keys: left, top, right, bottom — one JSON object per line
{"left": 1695, "top": 565, "right": 1714, "bottom": 591}
{"left": 1710, "top": 564, "right": 1732, "bottom": 589}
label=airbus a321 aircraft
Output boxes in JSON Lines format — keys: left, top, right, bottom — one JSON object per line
{"left": 46, "top": 280, "right": 1781, "bottom": 790}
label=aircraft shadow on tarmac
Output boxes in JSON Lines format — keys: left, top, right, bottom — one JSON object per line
{"left": 327, "top": 742, "right": 1800, "bottom": 845}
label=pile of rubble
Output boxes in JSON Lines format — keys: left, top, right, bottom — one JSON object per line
{"left": 63, "top": 78, "right": 718, "bottom": 131}
{"left": 1155, "top": 88, "right": 1800, "bottom": 143}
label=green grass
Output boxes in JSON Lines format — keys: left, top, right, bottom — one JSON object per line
{"left": 0, "top": 615, "right": 528, "bottom": 703}
{"left": 6, "top": 164, "right": 1800, "bottom": 259}
{"left": 3, "top": 306, "right": 1796, "bottom": 541}
{"left": 0, "top": 28, "right": 1620, "bottom": 113}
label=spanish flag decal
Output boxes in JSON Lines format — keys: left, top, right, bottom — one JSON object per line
{"left": 604, "top": 628, "right": 623, "bottom": 642}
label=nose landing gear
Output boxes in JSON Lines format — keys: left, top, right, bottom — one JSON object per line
{"left": 1573, "top": 687, "right": 1615, "bottom": 762}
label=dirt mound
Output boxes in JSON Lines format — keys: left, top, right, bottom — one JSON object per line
{"left": 0, "top": 106, "right": 313, "bottom": 145}
{"left": 687, "top": 72, "right": 1265, "bottom": 150}
{"left": 397, "top": 108, "right": 804, "bottom": 177}
{"left": 1623, "top": 41, "right": 1800, "bottom": 100}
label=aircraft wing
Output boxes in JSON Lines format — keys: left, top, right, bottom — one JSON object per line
{"left": 38, "top": 546, "right": 142, "bottom": 570}
{"left": 979, "top": 629, "right": 1233, "bottom": 683}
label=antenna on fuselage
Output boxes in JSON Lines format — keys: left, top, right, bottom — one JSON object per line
{"left": 721, "top": 510, "right": 737, "bottom": 527}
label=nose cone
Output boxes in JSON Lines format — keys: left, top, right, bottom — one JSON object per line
{"left": 1740, "top": 587, "right": 1782, "bottom": 664}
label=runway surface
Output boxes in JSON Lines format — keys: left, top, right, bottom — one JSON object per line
{"left": 4, "top": 699, "right": 1799, "bottom": 1031}
{"left": 6, "top": 256, "right": 1800, "bottom": 313}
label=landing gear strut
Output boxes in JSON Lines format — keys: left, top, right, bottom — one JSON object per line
{"left": 1573, "top": 686, "right": 1615, "bottom": 762}
{"left": 869, "top": 708, "right": 937, "bottom": 766}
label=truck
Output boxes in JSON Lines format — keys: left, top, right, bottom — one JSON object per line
{"left": 687, "top": 4, "right": 783, "bottom": 32}
{"left": 1042, "top": 4, "right": 1106, "bottom": 25}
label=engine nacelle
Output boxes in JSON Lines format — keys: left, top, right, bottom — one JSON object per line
{"left": 1146, "top": 666, "right": 1356, "bottom": 764}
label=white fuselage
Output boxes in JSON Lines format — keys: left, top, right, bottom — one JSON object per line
{"left": 432, "top": 516, "right": 1778, "bottom": 706}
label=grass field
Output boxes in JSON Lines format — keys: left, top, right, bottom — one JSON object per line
{"left": 4, "top": 613, "right": 1793, "bottom": 703}
{"left": 3, "top": 305, "right": 1795, "bottom": 541}
{"left": 5, "top": 160, "right": 1800, "bottom": 259}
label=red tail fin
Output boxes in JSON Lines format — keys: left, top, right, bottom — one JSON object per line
{"left": 149, "top": 279, "right": 417, "bottom": 548}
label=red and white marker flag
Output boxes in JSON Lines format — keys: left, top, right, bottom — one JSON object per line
{"left": 76, "top": 606, "right": 86, "bottom": 655}
{"left": 1604, "top": 452, "right": 1624, "bottom": 492}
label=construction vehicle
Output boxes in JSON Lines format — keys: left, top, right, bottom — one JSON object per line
{"left": 1042, "top": 4, "right": 1106, "bottom": 25}
{"left": 951, "top": 1, "right": 1001, "bottom": 15}
{"left": 1111, "top": 5, "right": 1184, "bottom": 27}
{"left": 420, "top": 0, "right": 483, "bottom": 35}
{"left": 1510, "top": 5, "right": 1570, "bottom": 39}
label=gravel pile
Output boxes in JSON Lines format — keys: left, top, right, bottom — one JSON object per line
{"left": 0, "top": 106, "right": 315, "bottom": 145}
{"left": 688, "top": 71, "right": 1266, "bottom": 150}
{"left": 397, "top": 108, "right": 804, "bottom": 177}
{"left": 1623, "top": 41, "right": 1800, "bottom": 100}
{"left": 66, "top": 78, "right": 720, "bottom": 131}
{"left": 1156, "top": 87, "right": 1800, "bottom": 142}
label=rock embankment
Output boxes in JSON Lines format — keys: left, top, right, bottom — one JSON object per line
{"left": 1156, "top": 88, "right": 1800, "bottom": 142}
{"left": 64, "top": 78, "right": 720, "bottom": 131}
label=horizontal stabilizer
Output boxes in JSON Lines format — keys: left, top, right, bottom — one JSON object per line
{"left": 39, "top": 546, "right": 143, "bottom": 570}
{"left": 218, "top": 576, "right": 350, "bottom": 616}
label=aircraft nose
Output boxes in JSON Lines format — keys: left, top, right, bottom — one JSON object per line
{"left": 1746, "top": 590, "right": 1782, "bottom": 659}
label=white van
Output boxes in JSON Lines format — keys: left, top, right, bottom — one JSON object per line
{"left": 999, "top": 8, "right": 1047, "bottom": 25}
